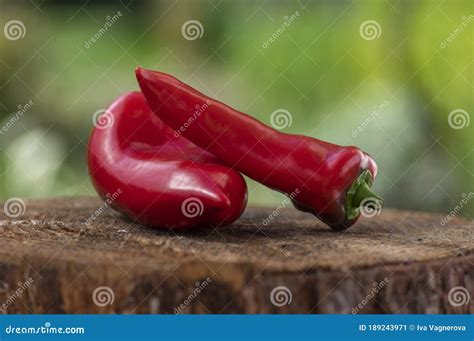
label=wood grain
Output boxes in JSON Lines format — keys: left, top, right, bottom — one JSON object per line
{"left": 0, "top": 197, "right": 472, "bottom": 313}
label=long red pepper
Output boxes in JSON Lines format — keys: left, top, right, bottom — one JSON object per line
{"left": 136, "top": 67, "right": 382, "bottom": 230}
{"left": 88, "top": 92, "right": 247, "bottom": 229}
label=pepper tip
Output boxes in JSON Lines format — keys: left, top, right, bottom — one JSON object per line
{"left": 135, "top": 67, "right": 145, "bottom": 82}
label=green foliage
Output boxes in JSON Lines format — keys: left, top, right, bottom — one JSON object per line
{"left": 0, "top": 0, "right": 472, "bottom": 218}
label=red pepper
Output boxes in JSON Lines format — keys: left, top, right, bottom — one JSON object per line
{"left": 136, "top": 67, "right": 382, "bottom": 230}
{"left": 87, "top": 92, "right": 248, "bottom": 229}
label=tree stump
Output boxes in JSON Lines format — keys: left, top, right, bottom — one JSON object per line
{"left": 0, "top": 197, "right": 472, "bottom": 314}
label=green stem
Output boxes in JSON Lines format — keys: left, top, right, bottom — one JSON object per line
{"left": 352, "top": 182, "right": 383, "bottom": 208}
{"left": 345, "top": 169, "right": 383, "bottom": 221}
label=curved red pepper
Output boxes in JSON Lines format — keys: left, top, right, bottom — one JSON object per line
{"left": 87, "top": 92, "right": 248, "bottom": 229}
{"left": 136, "top": 68, "right": 383, "bottom": 230}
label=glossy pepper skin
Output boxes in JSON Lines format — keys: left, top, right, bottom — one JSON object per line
{"left": 136, "top": 67, "right": 382, "bottom": 230}
{"left": 87, "top": 91, "right": 248, "bottom": 229}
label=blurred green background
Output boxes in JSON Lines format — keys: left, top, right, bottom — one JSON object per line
{"left": 0, "top": 0, "right": 472, "bottom": 218}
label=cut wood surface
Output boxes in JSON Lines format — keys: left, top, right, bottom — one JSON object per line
{"left": 0, "top": 197, "right": 472, "bottom": 314}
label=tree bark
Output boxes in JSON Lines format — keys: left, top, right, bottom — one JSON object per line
{"left": 0, "top": 197, "right": 472, "bottom": 314}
